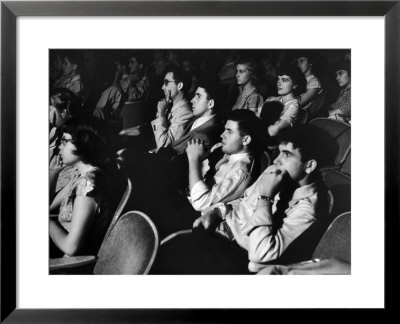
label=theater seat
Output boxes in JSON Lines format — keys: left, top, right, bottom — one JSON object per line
{"left": 309, "top": 117, "right": 351, "bottom": 170}
{"left": 257, "top": 212, "right": 351, "bottom": 275}
{"left": 121, "top": 101, "right": 147, "bottom": 130}
{"left": 322, "top": 169, "right": 351, "bottom": 218}
{"left": 50, "top": 210, "right": 159, "bottom": 275}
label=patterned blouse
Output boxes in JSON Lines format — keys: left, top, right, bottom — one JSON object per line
{"left": 58, "top": 167, "right": 113, "bottom": 255}
{"left": 330, "top": 88, "right": 351, "bottom": 123}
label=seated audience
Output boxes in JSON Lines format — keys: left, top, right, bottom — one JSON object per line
{"left": 126, "top": 75, "right": 224, "bottom": 236}
{"left": 49, "top": 121, "right": 118, "bottom": 257}
{"left": 49, "top": 88, "right": 77, "bottom": 161}
{"left": 53, "top": 51, "right": 85, "bottom": 103}
{"left": 328, "top": 61, "right": 351, "bottom": 124}
{"left": 93, "top": 53, "right": 150, "bottom": 121}
{"left": 262, "top": 65, "right": 306, "bottom": 137}
{"left": 296, "top": 53, "right": 323, "bottom": 110}
{"left": 231, "top": 57, "right": 264, "bottom": 116}
{"left": 151, "top": 125, "right": 330, "bottom": 274}
{"left": 186, "top": 109, "right": 262, "bottom": 212}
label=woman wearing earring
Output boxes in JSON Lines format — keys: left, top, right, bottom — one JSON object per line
{"left": 262, "top": 64, "right": 306, "bottom": 137}
{"left": 328, "top": 61, "right": 351, "bottom": 124}
{"left": 49, "top": 121, "right": 117, "bottom": 257}
{"left": 231, "top": 57, "right": 264, "bottom": 116}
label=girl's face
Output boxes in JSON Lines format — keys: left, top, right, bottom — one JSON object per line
{"left": 236, "top": 64, "right": 252, "bottom": 86}
{"left": 336, "top": 70, "right": 351, "bottom": 88}
{"left": 297, "top": 57, "right": 311, "bottom": 74}
{"left": 277, "top": 75, "right": 296, "bottom": 96}
{"left": 59, "top": 133, "right": 79, "bottom": 166}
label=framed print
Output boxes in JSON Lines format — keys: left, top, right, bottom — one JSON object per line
{"left": 1, "top": 0, "right": 398, "bottom": 322}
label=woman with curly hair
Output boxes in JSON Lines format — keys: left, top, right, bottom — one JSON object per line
{"left": 49, "top": 120, "right": 117, "bottom": 257}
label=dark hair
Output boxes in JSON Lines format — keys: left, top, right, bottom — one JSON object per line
{"left": 64, "top": 51, "right": 83, "bottom": 71}
{"left": 277, "top": 125, "right": 338, "bottom": 169}
{"left": 334, "top": 60, "right": 351, "bottom": 77}
{"left": 61, "top": 120, "right": 109, "bottom": 167}
{"left": 276, "top": 64, "right": 307, "bottom": 96}
{"left": 166, "top": 65, "right": 192, "bottom": 95}
{"left": 236, "top": 57, "right": 259, "bottom": 85}
{"left": 225, "top": 109, "right": 263, "bottom": 153}
{"left": 195, "top": 73, "right": 222, "bottom": 111}
{"left": 126, "top": 50, "right": 147, "bottom": 66}
{"left": 50, "top": 88, "right": 78, "bottom": 115}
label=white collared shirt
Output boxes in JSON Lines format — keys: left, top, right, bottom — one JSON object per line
{"left": 190, "top": 115, "right": 215, "bottom": 132}
{"left": 189, "top": 152, "right": 253, "bottom": 212}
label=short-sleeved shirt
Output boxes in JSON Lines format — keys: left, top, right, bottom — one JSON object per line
{"left": 330, "top": 88, "right": 351, "bottom": 123}
{"left": 303, "top": 74, "right": 323, "bottom": 111}
{"left": 232, "top": 85, "right": 264, "bottom": 115}
{"left": 58, "top": 167, "right": 113, "bottom": 255}
{"left": 265, "top": 96, "right": 300, "bottom": 126}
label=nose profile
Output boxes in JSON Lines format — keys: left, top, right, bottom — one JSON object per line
{"left": 273, "top": 155, "right": 281, "bottom": 165}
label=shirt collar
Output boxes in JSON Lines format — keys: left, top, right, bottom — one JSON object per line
{"left": 240, "top": 85, "right": 257, "bottom": 95}
{"left": 70, "top": 74, "right": 81, "bottom": 82}
{"left": 227, "top": 152, "right": 251, "bottom": 164}
{"left": 288, "top": 182, "right": 317, "bottom": 208}
{"left": 190, "top": 114, "right": 215, "bottom": 131}
{"left": 171, "top": 98, "right": 189, "bottom": 113}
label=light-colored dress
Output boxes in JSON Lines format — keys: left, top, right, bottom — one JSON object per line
{"left": 58, "top": 167, "right": 113, "bottom": 255}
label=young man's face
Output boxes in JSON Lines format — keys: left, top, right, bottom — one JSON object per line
{"left": 191, "top": 87, "right": 212, "bottom": 117}
{"left": 62, "top": 57, "right": 76, "bottom": 76}
{"left": 297, "top": 57, "right": 311, "bottom": 74}
{"left": 162, "top": 72, "right": 180, "bottom": 100}
{"left": 277, "top": 75, "right": 295, "bottom": 96}
{"left": 335, "top": 70, "right": 351, "bottom": 88}
{"left": 128, "top": 57, "right": 141, "bottom": 74}
{"left": 236, "top": 64, "right": 251, "bottom": 86}
{"left": 220, "top": 120, "right": 247, "bottom": 155}
{"left": 273, "top": 142, "right": 308, "bottom": 182}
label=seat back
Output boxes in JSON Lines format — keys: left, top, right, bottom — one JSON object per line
{"left": 94, "top": 211, "right": 159, "bottom": 274}
{"left": 341, "top": 150, "right": 351, "bottom": 175}
{"left": 297, "top": 108, "right": 309, "bottom": 125}
{"left": 309, "top": 117, "right": 351, "bottom": 167}
{"left": 103, "top": 176, "right": 132, "bottom": 239}
{"left": 322, "top": 169, "right": 351, "bottom": 218}
{"left": 122, "top": 101, "right": 147, "bottom": 130}
{"left": 259, "top": 151, "right": 272, "bottom": 174}
{"left": 307, "top": 90, "right": 327, "bottom": 120}
{"left": 313, "top": 212, "right": 351, "bottom": 263}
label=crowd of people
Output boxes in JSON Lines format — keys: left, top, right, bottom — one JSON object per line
{"left": 49, "top": 49, "right": 351, "bottom": 274}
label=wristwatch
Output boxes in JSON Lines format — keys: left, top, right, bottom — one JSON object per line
{"left": 258, "top": 195, "right": 274, "bottom": 204}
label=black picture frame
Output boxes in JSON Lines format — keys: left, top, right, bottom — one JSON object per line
{"left": 1, "top": 0, "right": 398, "bottom": 322}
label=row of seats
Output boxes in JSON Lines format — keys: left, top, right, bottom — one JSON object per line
{"left": 50, "top": 166, "right": 351, "bottom": 275}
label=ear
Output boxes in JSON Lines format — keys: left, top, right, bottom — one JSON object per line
{"left": 177, "top": 82, "right": 183, "bottom": 91}
{"left": 208, "top": 99, "right": 215, "bottom": 110}
{"left": 72, "top": 63, "right": 78, "bottom": 71}
{"left": 139, "top": 63, "right": 143, "bottom": 70}
{"left": 305, "top": 159, "right": 317, "bottom": 174}
{"left": 242, "top": 135, "right": 252, "bottom": 147}
{"left": 293, "top": 83, "right": 298, "bottom": 90}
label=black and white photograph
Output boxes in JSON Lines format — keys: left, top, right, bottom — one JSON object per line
{"left": 2, "top": 1, "right": 394, "bottom": 318}
{"left": 48, "top": 49, "right": 351, "bottom": 275}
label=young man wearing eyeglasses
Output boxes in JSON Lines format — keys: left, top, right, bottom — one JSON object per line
{"left": 150, "top": 66, "right": 193, "bottom": 149}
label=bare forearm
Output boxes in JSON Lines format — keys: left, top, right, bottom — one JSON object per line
{"left": 49, "top": 219, "right": 80, "bottom": 256}
{"left": 188, "top": 158, "right": 203, "bottom": 191}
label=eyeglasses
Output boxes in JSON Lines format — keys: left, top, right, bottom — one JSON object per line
{"left": 163, "top": 79, "right": 176, "bottom": 86}
{"left": 60, "top": 137, "right": 73, "bottom": 146}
